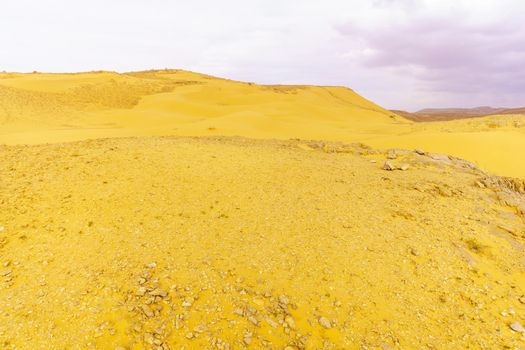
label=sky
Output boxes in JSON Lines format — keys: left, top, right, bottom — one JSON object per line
{"left": 0, "top": 0, "right": 524, "bottom": 111}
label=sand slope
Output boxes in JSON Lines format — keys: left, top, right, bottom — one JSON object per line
{"left": 0, "top": 70, "right": 401, "bottom": 143}
{"left": 1, "top": 137, "right": 524, "bottom": 349}
{"left": 1, "top": 70, "right": 524, "bottom": 178}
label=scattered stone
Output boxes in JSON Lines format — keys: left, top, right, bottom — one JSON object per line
{"left": 0, "top": 268, "right": 12, "bottom": 277}
{"left": 414, "top": 149, "right": 425, "bottom": 155}
{"left": 410, "top": 247, "right": 420, "bottom": 256}
{"left": 149, "top": 288, "right": 168, "bottom": 297}
{"left": 136, "top": 286, "right": 147, "bottom": 296}
{"left": 430, "top": 154, "right": 450, "bottom": 162}
{"left": 284, "top": 315, "right": 296, "bottom": 330}
{"left": 399, "top": 163, "right": 410, "bottom": 171}
{"left": 509, "top": 322, "right": 525, "bottom": 333}
{"left": 519, "top": 296, "right": 525, "bottom": 304}
{"left": 318, "top": 316, "right": 332, "bottom": 329}
{"left": 193, "top": 324, "right": 207, "bottom": 333}
{"left": 144, "top": 333, "right": 155, "bottom": 344}
{"left": 248, "top": 315, "right": 259, "bottom": 326}
{"left": 182, "top": 297, "right": 195, "bottom": 307}
{"left": 278, "top": 294, "right": 290, "bottom": 305}
{"left": 146, "top": 262, "right": 157, "bottom": 268}
{"left": 383, "top": 161, "right": 395, "bottom": 171}
{"left": 243, "top": 334, "right": 252, "bottom": 345}
{"left": 265, "top": 318, "right": 278, "bottom": 328}
{"left": 185, "top": 332, "right": 194, "bottom": 339}
{"left": 387, "top": 151, "right": 397, "bottom": 159}
{"left": 141, "top": 304, "right": 155, "bottom": 318}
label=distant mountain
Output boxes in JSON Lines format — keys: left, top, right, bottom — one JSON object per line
{"left": 392, "top": 106, "right": 525, "bottom": 122}
{"left": 498, "top": 107, "right": 525, "bottom": 115}
{"left": 416, "top": 106, "right": 505, "bottom": 116}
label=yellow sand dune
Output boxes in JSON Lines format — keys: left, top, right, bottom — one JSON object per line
{"left": 1, "top": 70, "right": 524, "bottom": 178}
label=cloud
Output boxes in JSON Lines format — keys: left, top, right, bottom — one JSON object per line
{"left": 0, "top": 0, "right": 523, "bottom": 110}
{"left": 335, "top": 0, "right": 525, "bottom": 109}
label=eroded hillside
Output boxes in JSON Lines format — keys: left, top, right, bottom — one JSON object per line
{"left": 1, "top": 137, "right": 524, "bottom": 349}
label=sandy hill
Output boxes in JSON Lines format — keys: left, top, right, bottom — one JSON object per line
{"left": 1, "top": 70, "right": 524, "bottom": 178}
{"left": 0, "top": 70, "right": 402, "bottom": 144}
{"left": 1, "top": 136, "right": 524, "bottom": 349}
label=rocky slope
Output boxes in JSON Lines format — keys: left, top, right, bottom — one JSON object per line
{"left": 1, "top": 136, "right": 524, "bottom": 349}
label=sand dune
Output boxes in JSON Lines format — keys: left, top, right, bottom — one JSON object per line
{"left": 1, "top": 70, "right": 524, "bottom": 179}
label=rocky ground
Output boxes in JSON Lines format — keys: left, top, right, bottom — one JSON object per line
{"left": 0, "top": 136, "right": 524, "bottom": 349}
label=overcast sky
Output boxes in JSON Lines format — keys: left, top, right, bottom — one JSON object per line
{"left": 1, "top": 0, "right": 523, "bottom": 110}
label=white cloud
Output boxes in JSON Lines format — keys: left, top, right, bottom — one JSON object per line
{"left": 0, "top": 0, "right": 523, "bottom": 110}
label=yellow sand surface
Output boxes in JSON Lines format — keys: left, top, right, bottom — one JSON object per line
{"left": 1, "top": 137, "right": 525, "bottom": 349}
{"left": 1, "top": 71, "right": 525, "bottom": 349}
{"left": 1, "top": 70, "right": 524, "bottom": 178}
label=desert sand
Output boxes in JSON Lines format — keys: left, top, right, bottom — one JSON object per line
{"left": 1, "top": 70, "right": 524, "bottom": 178}
{"left": 1, "top": 71, "right": 525, "bottom": 349}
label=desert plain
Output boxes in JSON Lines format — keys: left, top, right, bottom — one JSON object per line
{"left": 1, "top": 70, "right": 525, "bottom": 349}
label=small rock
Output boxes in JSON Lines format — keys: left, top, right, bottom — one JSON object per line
{"left": 185, "top": 332, "right": 194, "bottom": 339}
{"left": 399, "top": 163, "right": 410, "bottom": 171}
{"left": 149, "top": 288, "right": 168, "bottom": 297}
{"left": 318, "top": 316, "right": 332, "bottom": 329}
{"left": 509, "top": 322, "right": 525, "bottom": 333}
{"left": 414, "top": 149, "right": 425, "bottom": 155}
{"left": 141, "top": 304, "right": 155, "bottom": 318}
{"left": 146, "top": 262, "right": 157, "bottom": 268}
{"left": 0, "top": 268, "right": 12, "bottom": 277}
{"left": 410, "top": 247, "right": 420, "bottom": 256}
{"left": 387, "top": 151, "right": 397, "bottom": 159}
{"left": 519, "top": 296, "right": 525, "bottom": 304}
{"left": 0, "top": 226, "right": 4, "bottom": 232}
{"left": 284, "top": 315, "right": 296, "bottom": 330}
{"left": 144, "top": 333, "right": 155, "bottom": 344}
{"left": 182, "top": 297, "right": 195, "bottom": 307}
{"left": 248, "top": 315, "right": 259, "bottom": 326}
{"left": 243, "top": 335, "right": 252, "bottom": 345}
{"left": 278, "top": 295, "right": 289, "bottom": 305}
{"left": 136, "top": 287, "right": 147, "bottom": 296}
{"left": 265, "top": 318, "right": 278, "bottom": 328}
{"left": 383, "top": 161, "right": 395, "bottom": 171}
{"left": 194, "top": 324, "right": 207, "bottom": 333}
{"left": 430, "top": 154, "right": 450, "bottom": 162}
